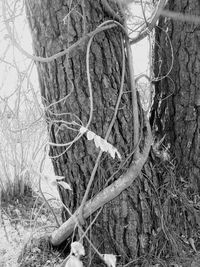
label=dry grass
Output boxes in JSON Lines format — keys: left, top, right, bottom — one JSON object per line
{"left": 1, "top": 155, "right": 200, "bottom": 267}
{"left": 0, "top": 186, "right": 65, "bottom": 267}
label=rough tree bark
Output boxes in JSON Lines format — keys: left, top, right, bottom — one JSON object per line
{"left": 152, "top": 0, "right": 200, "bottom": 260}
{"left": 25, "top": 0, "right": 155, "bottom": 265}
{"left": 154, "top": 0, "right": 200, "bottom": 192}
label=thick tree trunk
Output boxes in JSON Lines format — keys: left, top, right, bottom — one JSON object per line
{"left": 25, "top": 1, "right": 155, "bottom": 265}
{"left": 154, "top": 0, "right": 200, "bottom": 190}
{"left": 152, "top": 1, "right": 200, "bottom": 262}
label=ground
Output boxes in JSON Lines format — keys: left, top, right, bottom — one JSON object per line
{"left": 1, "top": 182, "right": 200, "bottom": 266}
{"left": 0, "top": 186, "right": 66, "bottom": 267}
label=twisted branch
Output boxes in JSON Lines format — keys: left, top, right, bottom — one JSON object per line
{"left": 51, "top": 117, "right": 152, "bottom": 246}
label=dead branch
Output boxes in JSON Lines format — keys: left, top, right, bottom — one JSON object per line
{"left": 160, "top": 9, "right": 200, "bottom": 24}
{"left": 50, "top": 118, "right": 152, "bottom": 246}
{"left": 2, "top": 0, "right": 117, "bottom": 63}
{"left": 131, "top": 0, "right": 167, "bottom": 44}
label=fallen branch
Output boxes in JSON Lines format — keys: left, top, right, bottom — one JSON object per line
{"left": 50, "top": 118, "right": 152, "bottom": 246}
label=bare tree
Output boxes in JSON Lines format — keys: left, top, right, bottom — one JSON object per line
{"left": 23, "top": 0, "right": 155, "bottom": 265}
{"left": 0, "top": 0, "right": 46, "bottom": 200}
{"left": 19, "top": 0, "right": 200, "bottom": 265}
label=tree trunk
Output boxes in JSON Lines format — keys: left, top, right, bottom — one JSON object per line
{"left": 154, "top": 0, "right": 200, "bottom": 192}
{"left": 152, "top": 0, "right": 200, "bottom": 261}
{"left": 25, "top": 0, "right": 155, "bottom": 265}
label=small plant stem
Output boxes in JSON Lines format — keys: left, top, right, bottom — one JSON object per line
{"left": 124, "top": 23, "right": 140, "bottom": 156}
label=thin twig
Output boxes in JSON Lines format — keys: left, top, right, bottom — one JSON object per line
{"left": 161, "top": 9, "right": 200, "bottom": 24}
{"left": 130, "top": 0, "right": 167, "bottom": 44}
{"left": 153, "top": 24, "right": 174, "bottom": 81}
{"left": 2, "top": 0, "right": 117, "bottom": 63}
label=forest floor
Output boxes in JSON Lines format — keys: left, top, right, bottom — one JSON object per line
{"left": 1, "top": 185, "right": 200, "bottom": 266}
{"left": 0, "top": 186, "right": 67, "bottom": 267}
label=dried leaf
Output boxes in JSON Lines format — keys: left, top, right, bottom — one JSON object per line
{"left": 108, "top": 144, "right": 116, "bottom": 159}
{"left": 102, "top": 254, "right": 117, "bottom": 267}
{"left": 115, "top": 149, "right": 122, "bottom": 160}
{"left": 87, "top": 130, "right": 96, "bottom": 141}
{"left": 79, "top": 126, "right": 87, "bottom": 134}
{"left": 64, "top": 255, "right": 83, "bottom": 267}
{"left": 99, "top": 139, "right": 109, "bottom": 152}
{"left": 57, "top": 181, "right": 72, "bottom": 191}
{"left": 137, "top": 81, "right": 151, "bottom": 112}
{"left": 94, "top": 135, "right": 101, "bottom": 148}
{"left": 70, "top": 242, "right": 85, "bottom": 257}
{"left": 82, "top": 127, "right": 122, "bottom": 160}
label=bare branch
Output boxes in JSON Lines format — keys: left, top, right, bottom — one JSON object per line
{"left": 2, "top": 0, "right": 117, "bottom": 63}
{"left": 160, "top": 9, "right": 200, "bottom": 24}
{"left": 131, "top": 0, "right": 167, "bottom": 44}
{"left": 50, "top": 118, "right": 152, "bottom": 246}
